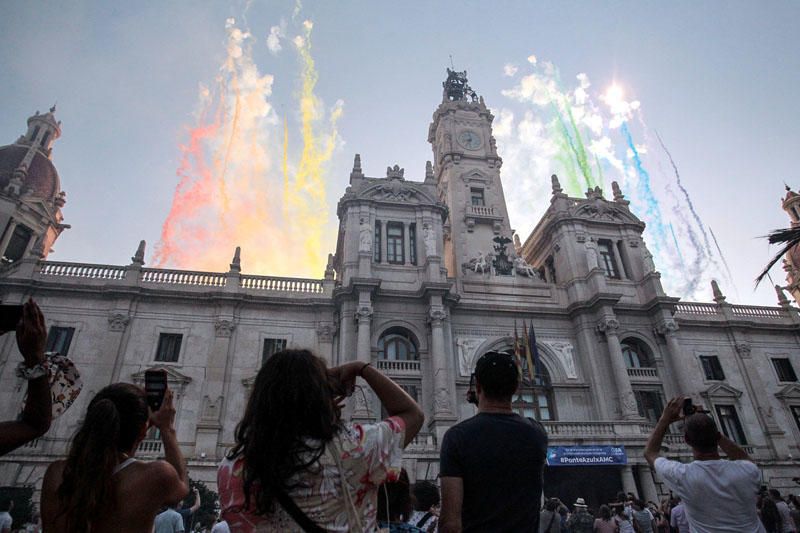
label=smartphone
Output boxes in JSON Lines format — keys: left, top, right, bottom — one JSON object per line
{"left": 0, "top": 305, "right": 23, "bottom": 333}
{"left": 144, "top": 369, "right": 168, "bottom": 411}
{"left": 682, "top": 398, "right": 694, "bottom": 417}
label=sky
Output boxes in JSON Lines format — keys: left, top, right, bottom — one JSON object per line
{"left": 1, "top": 1, "right": 798, "bottom": 306}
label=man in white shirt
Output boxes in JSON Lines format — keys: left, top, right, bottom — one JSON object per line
{"left": 644, "top": 397, "right": 765, "bottom": 533}
{"left": 669, "top": 498, "right": 690, "bottom": 533}
{"left": 769, "top": 489, "right": 797, "bottom": 533}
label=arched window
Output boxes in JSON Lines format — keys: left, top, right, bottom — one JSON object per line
{"left": 513, "top": 355, "right": 555, "bottom": 421}
{"left": 621, "top": 339, "right": 653, "bottom": 368}
{"left": 377, "top": 328, "right": 418, "bottom": 361}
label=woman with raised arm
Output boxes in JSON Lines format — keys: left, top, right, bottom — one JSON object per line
{"left": 41, "top": 385, "right": 189, "bottom": 533}
{"left": 218, "top": 349, "right": 424, "bottom": 532}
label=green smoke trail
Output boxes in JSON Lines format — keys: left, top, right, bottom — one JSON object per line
{"left": 564, "top": 101, "right": 596, "bottom": 189}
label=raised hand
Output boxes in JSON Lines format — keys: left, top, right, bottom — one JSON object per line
{"left": 149, "top": 389, "right": 176, "bottom": 431}
{"left": 16, "top": 299, "right": 46, "bottom": 367}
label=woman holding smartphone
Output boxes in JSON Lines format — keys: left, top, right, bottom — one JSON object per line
{"left": 218, "top": 349, "right": 424, "bottom": 532}
{"left": 41, "top": 384, "right": 188, "bottom": 533}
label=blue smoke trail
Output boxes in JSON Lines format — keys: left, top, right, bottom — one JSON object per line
{"left": 654, "top": 131, "right": 716, "bottom": 259}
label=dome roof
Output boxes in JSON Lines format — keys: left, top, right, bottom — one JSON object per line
{"left": 0, "top": 144, "right": 60, "bottom": 199}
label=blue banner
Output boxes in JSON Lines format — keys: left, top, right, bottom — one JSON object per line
{"left": 546, "top": 445, "right": 628, "bottom": 467}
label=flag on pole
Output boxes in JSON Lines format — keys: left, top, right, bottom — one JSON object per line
{"left": 512, "top": 320, "right": 524, "bottom": 380}
{"left": 529, "top": 321, "right": 541, "bottom": 382}
{"left": 522, "top": 323, "right": 536, "bottom": 384}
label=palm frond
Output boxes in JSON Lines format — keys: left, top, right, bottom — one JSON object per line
{"left": 755, "top": 227, "right": 800, "bottom": 288}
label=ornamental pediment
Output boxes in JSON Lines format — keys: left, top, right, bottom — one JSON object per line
{"left": 131, "top": 366, "right": 192, "bottom": 389}
{"left": 775, "top": 383, "right": 800, "bottom": 401}
{"left": 570, "top": 199, "right": 641, "bottom": 224}
{"left": 358, "top": 181, "right": 437, "bottom": 205}
{"left": 700, "top": 383, "right": 743, "bottom": 399}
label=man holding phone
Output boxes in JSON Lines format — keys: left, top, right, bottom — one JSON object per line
{"left": 644, "top": 397, "right": 765, "bottom": 533}
{"left": 0, "top": 299, "right": 52, "bottom": 456}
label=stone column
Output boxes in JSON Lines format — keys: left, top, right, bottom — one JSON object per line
{"left": 429, "top": 299, "right": 456, "bottom": 442}
{"left": 621, "top": 465, "right": 638, "bottom": 498}
{"left": 195, "top": 318, "right": 235, "bottom": 459}
{"left": 638, "top": 464, "right": 659, "bottom": 503}
{"left": 597, "top": 317, "right": 639, "bottom": 419}
{"left": 316, "top": 322, "right": 335, "bottom": 365}
{"left": 655, "top": 319, "right": 692, "bottom": 396}
{"left": 353, "top": 304, "right": 374, "bottom": 420}
{"left": 108, "top": 311, "right": 132, "bottom": 382}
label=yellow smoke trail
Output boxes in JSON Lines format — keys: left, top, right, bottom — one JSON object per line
{"left": 154, "top": 17, "right": 341, "bottom": 278}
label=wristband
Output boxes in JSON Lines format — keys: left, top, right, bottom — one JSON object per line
{"left": 16, "top": 361, "right": 48, "bottom": 380}
{"left": 358, "top": 362, "right": 371, "bottom": 377}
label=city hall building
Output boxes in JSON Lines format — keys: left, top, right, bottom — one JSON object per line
{"left": 1, "top": 73, "right": 799, "bottom": 508}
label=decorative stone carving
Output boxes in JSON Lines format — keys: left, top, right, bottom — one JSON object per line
{"left": 316, "top": 323, "right": 333, "bottom": 343}
{"left": 620, "top": 390, "right": 638, "bottom": 416}
{"left": 513, "top": 234, "right": 522, "bottom": 253}
{"left": 214, "top": 319, "right": 235, "bottom": 338}
{"left": 229, "top": 246, "right": 242, "bottom": 273}
{"left": 425, "top": 160, "right": 434, "bottom": 181}
{"left": 358, "top": 218, "right": 372, "bottom": 253}
{"left": 434, "top": 387, "right": 452, "bottom": 413}
{"left": 513, "top": 256, "right": 539, "bottom": 279}
{"left": 350, "top": 153, "right": 363, "bottom": 179}
{"left": 462, "top": 250, "right": 492, "bottom": 275}
{"left": 711, "top": 280, "right": 726, "bottom": 303}
{"left": 428, "top": 308, "right": 447, "bottom": 327}
{"left": 386, "top": 164, "right": 405, "bottom": 179}
{"left": 585, "top": 239, "right": 599, "bottom": 270}
{"left": 654, "top": 319, "right": 679, "bottom": 337}
{"left": 423, "top": 224, "right": 436, "bottom": 256}
{"left": 492, "top": 236, "right": 514, "bottom": 276}
{"left": 612, "top": 181, "right": 626, "bottom": 202}
{"left": 735, "top": 342, "right": 751, "bottom": 358}
{"left": 131, "top": 240, "right": 146, "bottom": 266}
{"left": 575, "top": 232, "right": 587, "bottom": 244}
{"left": 545, "top": 341, "right": 578, "bottom": 379}
{"left": 596, "top": 317, "right": 620, "bottom": 335}
{"left": 456, "top": 337, "right": 484, "bottom": 377}
{"left": 324, "top": 253, "right": 335, "bottom": 279}
{"left": 200, "top": 395, "right": 223, "bottom": 423}
{"left": 551, "top": 174, "right": 563, "bottom": 195}
{"left": 108, "top": 312, "right": 130, "bottom": 332}
{"left": 775, "top": 284, "right": 790, "bottom": 306}
{"left": 355, "top": 305, "right": 373, "bottom": 323}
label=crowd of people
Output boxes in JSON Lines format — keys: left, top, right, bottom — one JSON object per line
{"left": 1, "top": 303, "right": 800, "bottom": 532}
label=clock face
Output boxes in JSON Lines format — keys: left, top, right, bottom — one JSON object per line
{"left": 457, "top": 130, "right": 482, "bottom": 150}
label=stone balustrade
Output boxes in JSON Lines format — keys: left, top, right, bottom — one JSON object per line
{"left": 730, "top": 305, "right": 787, "bottom": 319}
{"left": 542, "top": 420, "right": 654, "bottom": 440}
{"left": 39, "top": 261, "right": 127, "bottom": 280}
{"left": 675, "top": 301, "right": 792, "bottom": 324}
{"left": 376, "top": 359, "right": 421, "bottom": 374}
{"left": 467, "top": 205, "right": 497, "bottom": 217}
{"left": 406, "top": 433, "right": 438, "bottom": 452}
{"left": 675, "top": 302, "right": 721, "bottom": 316}
{"left": 241, "top": 274, "right": 324, "bottom": 293}
{"left": 626, "top": 367, "right": 659, "bottom": 379}
{"left": 137, "top": 439, "right": 163, "bottom": 456}
{"left": 31, "top": 260, "right": 327, "bottom": 295}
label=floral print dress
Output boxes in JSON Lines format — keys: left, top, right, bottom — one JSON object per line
{"left": 218, "top": 417, "right": 406, "bottom": 532}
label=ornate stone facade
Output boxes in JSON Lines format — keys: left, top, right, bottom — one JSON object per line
{"left": 2, "top": 76, "right": 800, "bottom": 503}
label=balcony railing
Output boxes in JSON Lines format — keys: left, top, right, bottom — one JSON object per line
{"left": 39, "top": 261, "right": 127, "bottom": 280}
{"left": 466, "top": 205, "right": 498, "bottom": 218}
{"left": 675, "top": 302, "right": 720, "bottom": 316}
{"left": 731, "top": 305, "right": 786, "bottom": 319}
{"left": 542, "top": 421, "right": 653, "bottom": 439}
{"left": 626, "top": 367, "right": 658, "bottom": 379}
{"left": 241, "top": 275, "right": 324, "bottom": 293}
{"left": 406, "top": 433, "right": 438, "bottom": 452}
{"left": 137, "top": 439, "right": 163, "bottom": 456}
{"left": 376, "top": 359, "right": 421, "bottom": 373}
{"left": 141, "top": 268, "right": 226, "bottom": 287}
{"left": 675, "top": 302, "right": 789, "bottom": 321}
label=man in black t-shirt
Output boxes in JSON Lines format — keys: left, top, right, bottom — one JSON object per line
{"left": 439, "top": 351, "right": 548, "bottom": 532}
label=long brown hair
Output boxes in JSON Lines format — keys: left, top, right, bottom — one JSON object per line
{"left": 57, "top": 383, "right": 148, "bottom": 533}
{"left": 228, "top": 349, "right": 340, "bottom": 515}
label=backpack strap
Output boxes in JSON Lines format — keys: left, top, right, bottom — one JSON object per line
{"left": 416, "top": 511, "right": 434, "bottom": 528}
{"left": 274, "top": 489, "right": 325, "bottom": 533}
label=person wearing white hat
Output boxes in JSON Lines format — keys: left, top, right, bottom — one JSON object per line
{"left": 566, "top": 498, "right": 593, "bottom": 532}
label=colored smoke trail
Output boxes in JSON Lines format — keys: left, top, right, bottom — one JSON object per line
{"left": 497, "top": 57, "right": 733, "bottom": 300}
{"left": 154, "top": 17, "right": 341, "bottom": 277}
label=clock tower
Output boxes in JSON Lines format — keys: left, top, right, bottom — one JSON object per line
{"left": 428, "top": 69, "right": 515, "bottom": 279}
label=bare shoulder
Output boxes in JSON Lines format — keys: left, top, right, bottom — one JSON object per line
{"left": 138, "top": 459, "right": 180, "bottom": 483}
{"left": 43, "top": 460, "right": 66, "bottom": 491}
{"left": 134, "top": 460, "right": 187, "bottom": 503}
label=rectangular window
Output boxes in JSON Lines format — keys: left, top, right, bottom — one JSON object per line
{"left": 634, "top": 390, "right": 664, "bottom": 425}
{"left": 155, "top": 333, "right": 183, "bottom": 363}
{"left": 262, "top": 338, "right": 287, "bottom": 366}
{"left": 700, "top": 355, "right": 725, "bottom": 381}
{"left": 772, "top": 358, "right": 798, "bottom": 382}
{"left": 716, "top": 404, "right": 747, "bottom": 445}
{"left": 598, "top": 239, "right": 620, "bottom": 279}
{"left": 616, "top": 240, "right": 629, "bottom": 279}
{"left": 409, "top": 223, "right": 417, "bottom": 265}
{"left": 374, "top": 221, "right": 381, "bottom": 263}
{"left": 386, "top": 223, "right": 404, "bottom": 264}
{"left": 46, "top": 326, "right": 74, "bottom": 356}
{"left": 791, "top": 406, "right": 800, "bottom": 433}
{"left": 545, "top": 256, "right": 556, "bottom": 284}
{"left": 3, "top": 225, "right": 32, "bottom": 262}
{"left": 470, "top": 188, "right": 485, "bottom": 206}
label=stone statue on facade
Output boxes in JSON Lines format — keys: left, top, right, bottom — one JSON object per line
{"left": 585, "top": 239, "right": 599, "bottom": 270}
{"left": 456, "top": 337, "right": 483, "bottom": 376}
{"left": 492, "top": 236, "right": 514, "bottom": 276}
{"left": 513, "top": 256, "right": 539, "bottom": 279}
{"left": 545, "top": 341, "right": 578, "bottom": 379}
{"left": 513, "top": 234, "right": 522, "bottom": 254}
{"left": 358, "top": 218, "right": 372, "bottom": 253}
{"left": 434, "top": 387, "right": 452, "bottom": 413}
{"left": 423, "top": 223, "right": 436, "bottom": 256}
{"left": 642, "top": 247, "right": 656, "bottom": 274}
{"left": 462, "top": 251, "right": 492, "bottom": 275}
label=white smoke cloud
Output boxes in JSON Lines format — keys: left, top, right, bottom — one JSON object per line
{"left": 503, "top": 63, "right": 519, "bottom": 77}
{"left": 267, "top": 24, "right": 285, "bottom": 54}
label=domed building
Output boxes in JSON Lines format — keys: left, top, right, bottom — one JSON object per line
{"left": 1, "top": 76, "right": 800, "bottom": 508}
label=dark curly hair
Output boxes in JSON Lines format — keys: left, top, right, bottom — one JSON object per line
{"left": 228, "top": 349, "right": 341, "bottom": 515}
